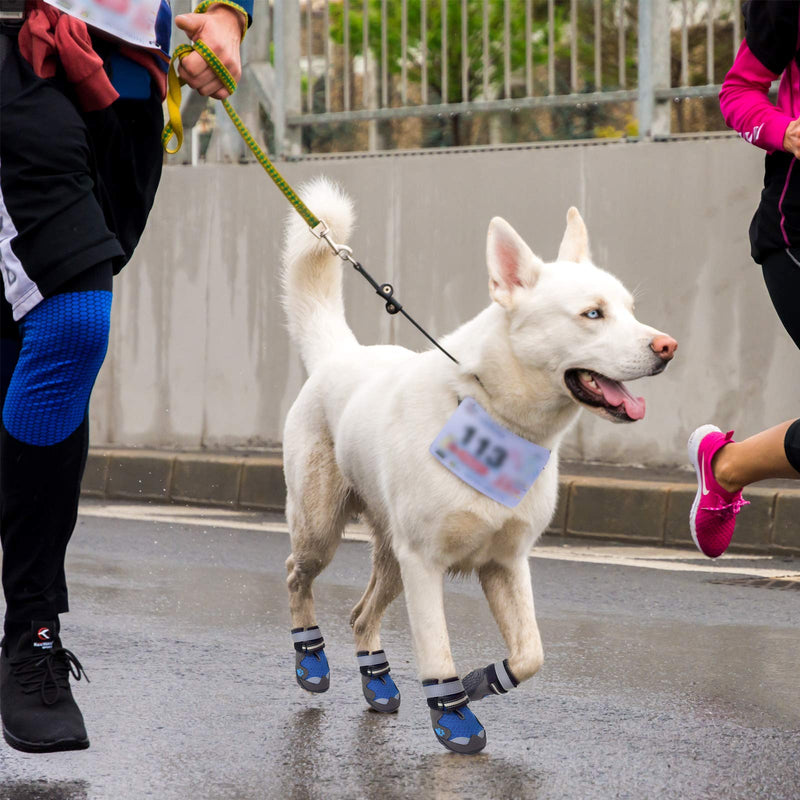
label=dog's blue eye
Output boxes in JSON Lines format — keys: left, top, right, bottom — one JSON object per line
{"left": 583, "top": 309, "right": 603, "bottom": 320}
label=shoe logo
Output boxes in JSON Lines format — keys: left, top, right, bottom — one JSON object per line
{"left": 37, "top": 627, "right": 51, "bottom": 642}
{"left": 700, "top": 460, "right": 711, "bottom": 496}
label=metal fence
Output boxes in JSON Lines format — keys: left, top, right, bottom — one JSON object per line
{"left": 175, "top": 0, "right": 745, "bottom": 161}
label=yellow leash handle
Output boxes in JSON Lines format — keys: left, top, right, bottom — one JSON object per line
{"left": 162, "top": 41, "right": 235, "bottom": 155}
{"left": 161, "top": 40, "right": 320, "bottom": 228}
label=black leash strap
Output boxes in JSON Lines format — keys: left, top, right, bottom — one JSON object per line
{"left": 312, "top": 223, "right": 460, "bottom": 365}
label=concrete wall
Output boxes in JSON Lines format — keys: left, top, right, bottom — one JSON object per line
{"left": 90, "top": 137, "right": 800, "bottom": 468}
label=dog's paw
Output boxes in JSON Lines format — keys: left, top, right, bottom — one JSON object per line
{"left": 361, "top": 673, "right": 401, "bottom": 713}
{"left": 357, "top": 650, "right": 400, "bottom": 712}
{"left": 463, "top": 660, "right": 519, "bottom": 702}
{"left": 295, "top": 649, "right": 330, "bottom": 693}
{"left": 430, "top": 705, "right": 486, "bottom": 755}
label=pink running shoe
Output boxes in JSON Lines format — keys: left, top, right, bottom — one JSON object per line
{"left": 687, "top": 425, "right": 750, "bottom": 558}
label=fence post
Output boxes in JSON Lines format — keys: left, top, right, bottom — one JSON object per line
{"left": 274, "top": 0, "right": 302, "bottom": 156}
{"left": 637, "top": 0, "right": 670, "bottom": 138}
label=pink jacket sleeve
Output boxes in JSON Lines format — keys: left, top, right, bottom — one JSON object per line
{"left": 719, "top": 39, "right": 793, "bottom": 154}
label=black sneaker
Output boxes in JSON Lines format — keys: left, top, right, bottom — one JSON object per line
{"left": 0, "top": 621, "right": 90, "bottom": 753}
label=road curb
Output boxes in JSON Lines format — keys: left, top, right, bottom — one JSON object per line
{"left": 83, "top": 448, "right": 800, "bottom": 556}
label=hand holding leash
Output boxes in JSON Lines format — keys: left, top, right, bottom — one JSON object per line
{"left": 175, "top": 3, "right": 245, "bottom": 99}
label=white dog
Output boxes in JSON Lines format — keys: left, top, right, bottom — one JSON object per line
{"left": 282, "top": 178, "right": 677, "bottom": 754}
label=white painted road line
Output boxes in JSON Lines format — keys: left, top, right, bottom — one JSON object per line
{"left": 79, "top": 503, "right": 800, "bottom": 581}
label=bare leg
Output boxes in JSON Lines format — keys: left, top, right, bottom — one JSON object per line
{"left": 349, "top": 570, "right": 376, "bottom": 633}
{"left": 285, "top": 517, "right": 343, "bottom": 629}
{"left": 351, "top": 539, "right": 403, "bottom": 712}
{"left": 398, "top": 551, "right": 487, "bottom": 753}
{"left": 479, "top": 558, "right": 544, "bottom": 682}
{"left": 285, "top": 433, "right": 361, "bottom": 629}
{"left": 460, "top": 558, "right": 543, "bottom": 702}
{"left": 397, "top": 551, "right": 456, "bottom": 679}
{"left": 713, "top": 419, "right": 800, "bottom": 493}
{"left": 351, "top": 540, "right": 402, "bottom": 653}
{"left": 284, "top": 435, "right": 362, "bottom": 693}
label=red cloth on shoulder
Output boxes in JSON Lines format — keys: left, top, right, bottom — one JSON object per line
{"left": 18, "top": 0, "right": 166, "bottom": 111}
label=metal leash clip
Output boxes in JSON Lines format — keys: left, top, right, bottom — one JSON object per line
{"left": 311, "top": 220, "right": 356, "bottom": 265}
{"left": 311, "top": 221, "right": 403, "bottom": 314}
{"left": 308, "top": 218, "right": 458, "bottom": 360}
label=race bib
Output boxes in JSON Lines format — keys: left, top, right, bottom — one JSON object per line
{"left": 429, "top": 397, "right": 550, "bottom": 508}
{"left": 44, "top": 0, "right": 162, "bottom": 49}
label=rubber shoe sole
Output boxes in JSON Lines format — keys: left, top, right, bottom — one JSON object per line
{"left": 3, "top": 724, "right": 89, "bottom": 753}
{"left": 434, "top": 729, "right": 486, "bottom": 755}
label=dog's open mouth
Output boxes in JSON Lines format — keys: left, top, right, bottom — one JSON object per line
{"left": 564, "top": 369, "right": 646, "bottom": 422}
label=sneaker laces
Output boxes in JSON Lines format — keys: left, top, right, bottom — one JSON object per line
{"left": 707, "top": 497, "right": 750, "bottom": 515}
{"left": 10, "top": 646, "right": 89, "bottom": 705}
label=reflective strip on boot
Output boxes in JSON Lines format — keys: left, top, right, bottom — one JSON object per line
{"left": 291, "top": 626, "right": 324, "bottom": 653}
{"left": 422, "top": 677, "right": 469, "bottom": 710}
{"left": 357, "top": 650, "right": 400, "bottom": 712}
{"left": 463, "top": 659, "right": 519, "bottom": 701}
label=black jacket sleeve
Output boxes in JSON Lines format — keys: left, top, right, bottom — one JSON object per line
{"left": 743, "top": 0, "right": 800, "bottom": 75}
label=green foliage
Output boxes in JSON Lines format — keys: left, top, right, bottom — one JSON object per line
{"left": 308, "top": 1, "right": 644, "bottom": 149}
{"left": 328, "top": 0, "right": 568, "bottom": 103}
{"left": 594, "top": 114, "right": 637, "bottom": 139}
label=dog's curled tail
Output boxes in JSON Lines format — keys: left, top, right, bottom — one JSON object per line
{"left": 281, "top": 177, "right": 358, "bottom": 372}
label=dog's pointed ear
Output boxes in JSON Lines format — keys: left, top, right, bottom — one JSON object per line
{"left": 557, "top": 207, "right": 591, "bottom": 263}
{"left": 486, "top": 217, "right": 543, "bottom": 308}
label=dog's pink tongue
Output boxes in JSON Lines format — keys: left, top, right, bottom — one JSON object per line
{"left": 593, "top": 374, "right": 646, "bottom": 420}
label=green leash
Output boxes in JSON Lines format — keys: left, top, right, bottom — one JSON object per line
{"left": 162, "top": 40, "right": 320, "bottom": 229}
{"left": 162, "top": 39, "right": 461, "bottom": 365}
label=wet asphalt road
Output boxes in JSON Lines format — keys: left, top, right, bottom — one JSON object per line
{"left": 0, "top": 502, "right": 799, "bottom": 800}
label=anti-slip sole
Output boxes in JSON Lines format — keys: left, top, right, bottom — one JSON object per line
{"left": 296, "top": 674, "right": 329, "bottom": 693}
{"left": 433, "top": 729, "right": 487, "bottom": 755}
{"left": 3, "top": 724, "right": 89, "bottom": 753}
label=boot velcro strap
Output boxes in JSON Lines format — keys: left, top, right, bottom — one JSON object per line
{"left": 291, "top": 626, "right": 324, "bottom": 654}
{"left": 422, "top": 678, "right": 469, "bottom": 710}
{"left": 357, "top": 650, "right": 390, "bottom": 677}
{"left": 488, "top": 659, "right": 519, "bottom": 694}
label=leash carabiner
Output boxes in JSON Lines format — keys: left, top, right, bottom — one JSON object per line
{"left": 162, "top": 39, "right": 459, "bottom": 365}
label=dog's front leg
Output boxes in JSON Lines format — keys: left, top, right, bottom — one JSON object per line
{"left": 398, "top": 550, "right": 486, "bottom": 754}
{"left": 463, "top": 557, "right": 544, "bottom": 702}
{"left": 397, "top": 551, "right": 455, "bottom": 678}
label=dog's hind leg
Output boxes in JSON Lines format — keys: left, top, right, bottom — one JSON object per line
{"left": 351, "top": 536, "right": 403, "bottom": 712}
{"left": 462, "top": 557, "right": 544, "bottom": 702}
{"left": 285, "top": 436, "right": 361, "bottom": 694}
{"left": 398, "top": 551, "right": 486, "bottom": 754}
{"left": 351, "top": 535, "right": 401, "bottom": 650}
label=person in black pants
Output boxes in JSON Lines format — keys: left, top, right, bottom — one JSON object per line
{"left": 0, "top": 0, "right": 251, "bottom": 753}
{"left": 687, "top": 0, "right": 800, "bottom": 560}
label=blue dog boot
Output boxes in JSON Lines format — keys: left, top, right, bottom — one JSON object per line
{"left": 292, "top": 626, "right": 329, "bottom": 693}
{"left": 357, "top": 650, "right": 400, "bottom": 713}
{"left": 462, "top": 659, "right": 519, "bottom": 702}
{"left": 423, "top": 677, "right": 486, "bottom": 754}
